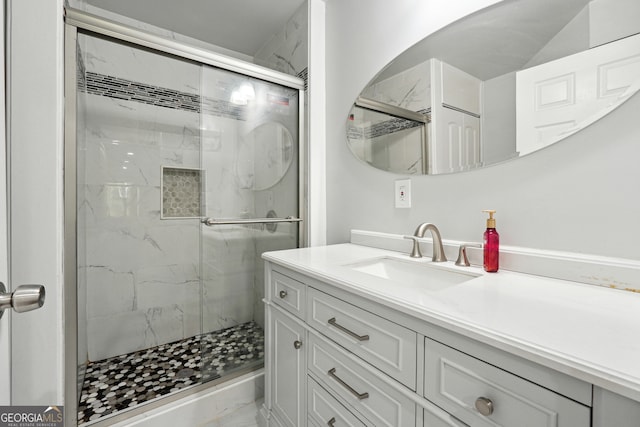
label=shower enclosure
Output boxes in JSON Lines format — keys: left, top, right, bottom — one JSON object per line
{"left": 65, "top": 10, "right": 304, "bottom": 426}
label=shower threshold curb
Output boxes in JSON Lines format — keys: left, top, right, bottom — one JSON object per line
{"left": 85, "top": 367, "right": 264, "bottom": 427}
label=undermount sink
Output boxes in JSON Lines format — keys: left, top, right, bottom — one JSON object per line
{"left": 345, "top": 256, "right": 480, "bottom": 290}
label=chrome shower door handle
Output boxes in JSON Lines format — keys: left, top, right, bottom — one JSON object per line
{"left": 0, "top": 282, "right": 45, "bottom": 319}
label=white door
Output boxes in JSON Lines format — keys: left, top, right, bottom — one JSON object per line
{"left": 516, "top": 33, "right": 640, "bottom": 156}
{"left": 0, "top": 0, "right": 47, "bottom": 405}
{"left": 0, "top": 0, "right": 10, "bottom": 404}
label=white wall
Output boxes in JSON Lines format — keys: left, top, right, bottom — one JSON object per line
{"left": 325, "top": 0, "right": 640, "bottom": 261}
{"left": 8, "top": 0, "right": 64, "bottom": 404}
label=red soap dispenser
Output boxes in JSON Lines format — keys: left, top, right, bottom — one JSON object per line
{"left": 482, "top": 210, "right": 499, "bottom": 272}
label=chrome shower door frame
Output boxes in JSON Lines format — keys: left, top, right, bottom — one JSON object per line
{"left": 63, "top": 8, "right": 306, "bottom": 426}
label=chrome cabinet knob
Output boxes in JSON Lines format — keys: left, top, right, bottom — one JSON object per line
{"left": 293, "top": 340, "right": 302, "bottom": 350}
{"left": 475, "top": 396, "right": 494, "bottom": 416}
{"left": 279, "top": 290, "right": 287, "bottom": 299}
{"left": 0, "top": 282, "right": 45, "bottom": 319}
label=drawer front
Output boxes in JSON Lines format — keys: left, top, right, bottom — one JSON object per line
{"left": 272, "top": 270, "right": 306, "bottom": 319}
{"left": 424, "top": 338, "right": 591, "bottom": 427}
{"left": 308, "top": 331, "right": 416, "bottom": 427}
{"left": 423, "top": 408, "right": 468, "bottom": 427}
{"left": 308, "top": 287, "right": 417, "bottom": 389}
{"left": 308, "top": 377, "right": 367, "bottom": 427}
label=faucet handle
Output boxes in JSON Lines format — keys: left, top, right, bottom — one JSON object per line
{"left": 455, "top": 243, "right": 482, "bottom": 267}
{"left": 403, "top": 235, "right": 423, "bottom": 258}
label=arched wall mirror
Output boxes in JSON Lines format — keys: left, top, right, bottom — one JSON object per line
{"left": 346, "top": 0, "right": 640, "bottom": 175}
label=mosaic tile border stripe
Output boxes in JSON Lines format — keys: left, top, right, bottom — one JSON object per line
{"left": 83, "top": 72, "right": 248, "bottom": 121}
{"left": 347, "top": 108, "right": 430, "bottom": 140}
{"left": 79, "top": 66, "right": 308, "bottom": 120}
{"left": 297, "top": 67, "right": 308, "bottom": 91}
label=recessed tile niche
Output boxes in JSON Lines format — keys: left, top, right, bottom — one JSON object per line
{"left": 161, "top": 167, "right": 203, "bottom": 219}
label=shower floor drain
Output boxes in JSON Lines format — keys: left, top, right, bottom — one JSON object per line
{"left": 176, "top": 368, "right": 196, "bottom": 378}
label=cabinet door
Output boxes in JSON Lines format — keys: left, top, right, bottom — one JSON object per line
{"left": 271, "top": 307, "right": 306, "bottom": 427}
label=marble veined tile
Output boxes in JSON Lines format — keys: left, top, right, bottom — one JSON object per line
{"left": 135, "top": 264, "right": 200, "bottom": 310}
{"left": 84, "top": 266, "right": 135, "bottom": 317}
{"left": 80, "top": 34, "right": 201, "bottom": 96}
{"left": 87, "top": 310, "right": 150, "bottom": 361}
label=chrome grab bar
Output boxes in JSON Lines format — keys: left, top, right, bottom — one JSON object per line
{"left": 202, "top": 216, "right": 302, "bottom": 226}
{"left": 327, "top": 368, "right": 369, "bottom": 400}
{"left": 328, "top": 317, "right": 370, "bottom": 341}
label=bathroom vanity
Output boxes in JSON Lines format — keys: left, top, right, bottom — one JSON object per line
{"left": 260, "top": 232, "right": 640, "bottom": 427}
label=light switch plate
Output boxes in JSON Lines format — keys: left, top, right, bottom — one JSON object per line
{"left": 395, "top": 179, "right": 411, "bottom": 208}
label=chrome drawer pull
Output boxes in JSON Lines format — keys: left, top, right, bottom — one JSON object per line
{"left": 327, "top": 417, "right": 336, "bottom": 427}
{"left": 279, "top": 290, "right": 288, "bottom": 299}
{"left": 328, "top": 368, "right": 369, "bottom": 400}
{"left": 327, "top": 317, "right": 370, "bottom": 341}
{"left": 475, "top": 396, "right": 494, "bottom": 416}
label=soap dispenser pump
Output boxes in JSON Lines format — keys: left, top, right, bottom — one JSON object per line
{"left": 482, "top": 210, "right": 499, "bottom": 272}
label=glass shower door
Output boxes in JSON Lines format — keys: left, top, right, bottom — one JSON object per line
{"left": 198, "top": 65, "right": 300, "bottom": 381}
{"left": 73, "top": 26, "right": 302, "bottom": 424}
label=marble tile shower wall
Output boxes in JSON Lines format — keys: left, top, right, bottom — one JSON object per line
{"left": 199, "top": 67, "right": 300, "bottom": 330}
{"left": 362, "top": 60, "right": 431, "bottom": 112}
{"left": 77, "top": 35, "right": 298, "bottom": 362}
{"left": 251, "top": 4, "right": 306, "bottom": 316}
{"left": 81, "top": 93, "right": 202, "bottom": 361}
{"left": 254, "top": 0, "right": 308, "bottom": 79}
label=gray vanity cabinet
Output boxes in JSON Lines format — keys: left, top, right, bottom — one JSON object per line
{"left": 264, "top": 262, "right": 596, "bottom": 427}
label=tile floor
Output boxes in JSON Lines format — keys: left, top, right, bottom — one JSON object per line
{"left": 78, "top": 321, "right": 264, "bottom": 425}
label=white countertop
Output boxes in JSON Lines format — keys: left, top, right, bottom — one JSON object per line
{"left": 263, "top": 243, "right": 640, "bottom": 403}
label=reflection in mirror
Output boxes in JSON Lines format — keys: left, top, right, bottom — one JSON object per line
{"left": 237, "top": 122, "right": 294, "bottom": 190}
{"left": 347, "top": 0, "right": 640, "bottom": 175}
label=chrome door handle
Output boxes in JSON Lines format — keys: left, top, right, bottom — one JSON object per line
{"left": 0, "top": 282, "right": 45, "bottom": 319}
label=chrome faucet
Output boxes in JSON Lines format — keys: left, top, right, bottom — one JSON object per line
{"left": 406, "top": 223, "right": 447, "bottom": 262}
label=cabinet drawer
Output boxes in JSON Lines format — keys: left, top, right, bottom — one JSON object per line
{"left": 423, "top": 409, "right": 468, "bottom": 427}
{"left": 424, "top": 338, "right": 590, "bottom": 427}
{"left": 308, "top": 377, "right": 367, "bottom": 427}
{"left": 271, "top": 270, "right": 306, "bottom": 319}
{"left": 308, "top": 287, "right": 417, "bottom": 389}
{"left": 308, "top": 331, "right": 416, "bottom": 427}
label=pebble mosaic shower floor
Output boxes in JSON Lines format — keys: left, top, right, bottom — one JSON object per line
{"left": 78, "top": 321, "right": 264, "bottom": 425}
